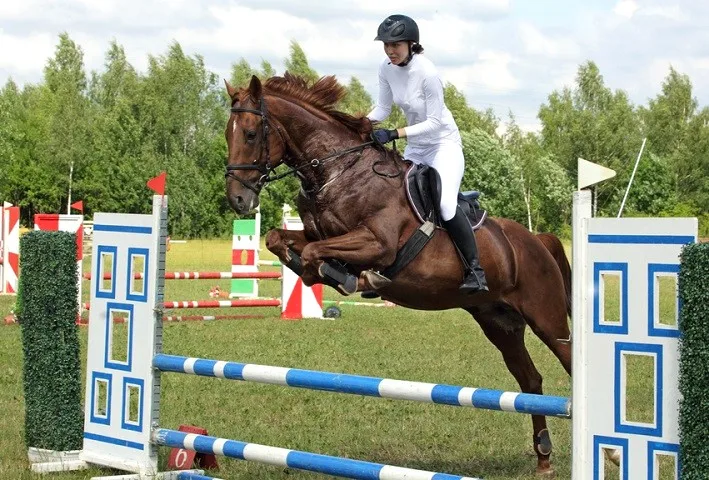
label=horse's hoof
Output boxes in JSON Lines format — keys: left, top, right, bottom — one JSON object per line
{"left": 535, "top": 466, "right": 556, "bottom": 477}
{"left": 362, "top": 270, "right": 391, "bottom": 289}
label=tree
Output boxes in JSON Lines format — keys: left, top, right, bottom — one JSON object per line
{"left": 260, "top": 60, "right": 276, "bottom": 79}
{"left": 641, "top": 67, "right": 696, "bottom": 158}
{"left": 461, "top": 129, "right": 526, "bottom": 224}
{"left": 0, "top": 82, "right": 59, "bottom": 221}
{"left": 89, "top": 41, "right": 136, "bottom": 108}
{"left": 137, "top": 42, "right": 230, "bottom": 236}
{"left": 444, "top": 83, "right": 498, "bottom": 136}
{"left": 0, "top": 80, "right": 30, "bottom": 208}
{"left": 640, "top": 67, "right": 706, "bottom": 216}
{"left": 258, "top": 173, "right": 300, "bottom": 235}
{"left": 43, "top": 33, "right": 91, "bottom": 213}
{"left": 619, "top": 153, "right": 676, "bottom": 216}
{"left": 538, "top": 61, "right": 642, "bottom": 216}
{"left": 230, "top": 58, "right": 258, "bottom": 89}
{"left": 337, "top": 77, "right": 372, "bottom": 116}
{"left": 80, "top": 41, "right": 144, "bottom": 217}
{"left": 284, "top": 41, "right": 318, "bottom": 83}
{"left": 503, "top": 114, "right": 572, "bottom": 233}
{"left": 684, "top": 108, "right": 709, "bottom": 213}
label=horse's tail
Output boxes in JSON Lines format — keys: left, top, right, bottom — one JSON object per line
{"left": 536, "top": 232, "right": 572, "bottom": 318}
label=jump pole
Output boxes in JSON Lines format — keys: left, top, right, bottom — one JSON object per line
{"left": 0, "top": 203, "right": 20, "bottom": 294}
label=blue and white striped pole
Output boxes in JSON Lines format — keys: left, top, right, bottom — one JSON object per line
{"left": 153, "top": 354, "right": 570, "bottom": 418}
{"left": 176, "top": 472, "right": 224, "bottom": 480}
{"left": 154, "top": 429, "right": 481, "bottom": 480}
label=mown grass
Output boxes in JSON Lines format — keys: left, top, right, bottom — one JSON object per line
{"left": 0, "top": 238, "right": 667, "bottom": 479}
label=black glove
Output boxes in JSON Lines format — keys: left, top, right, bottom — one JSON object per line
{"left": 372, "top": 128, "right": 399, "bottom": 145}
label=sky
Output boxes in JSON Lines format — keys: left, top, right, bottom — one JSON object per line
{"left": 1, "top": 0, "right": 706, "bottom": 132}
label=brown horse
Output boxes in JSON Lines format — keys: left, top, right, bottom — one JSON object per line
{"left": 224, "top": 73, "right": 572, "bottom": 476}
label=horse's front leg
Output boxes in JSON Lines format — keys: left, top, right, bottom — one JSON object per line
{"left": 300, "top": 225, "right": 396, "bottom": 295}
{"left": 264, "top": 228, "right": 310, "bottom": 261}
{"left": 266, "top": 228, "right": 363, "bottom": 293}
{"left": 265, "top": 228, "right": 340, "bottom": 289}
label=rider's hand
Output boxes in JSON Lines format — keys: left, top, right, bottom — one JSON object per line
{"left": 372, "top": 129, "right": 399, "bottom": 145}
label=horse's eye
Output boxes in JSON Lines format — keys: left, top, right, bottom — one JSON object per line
{"left": 245, "top": 130, "right": 257, "bottom": 143}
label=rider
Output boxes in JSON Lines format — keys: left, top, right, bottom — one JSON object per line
{"left": 367, "top": 14, "right": 488, "bottom": 293}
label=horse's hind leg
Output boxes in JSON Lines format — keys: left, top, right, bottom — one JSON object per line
{"left": 520, "top": 298, "right": 572, "bottom": 376}
{"left": 466, "top": 304, "right": 556, "bottom": 476}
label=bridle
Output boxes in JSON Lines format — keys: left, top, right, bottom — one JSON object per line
{"left": 225, "top": 97, "right": 375, "bottom": 193}
{"left": 224, "top": 98, "right": 284, "bottom": 194}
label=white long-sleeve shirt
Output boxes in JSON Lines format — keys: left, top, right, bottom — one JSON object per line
{"left": 367, "top": 54, "right": 461, "bottom": 162}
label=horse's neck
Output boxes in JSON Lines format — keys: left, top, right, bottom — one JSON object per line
{"left": 274, "top": 100, "right": 359, "bottom": 193}
{"left": 274, "top": 101, "right": 335, "bottom": 157}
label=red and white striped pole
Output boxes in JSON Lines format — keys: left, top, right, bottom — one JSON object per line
{"left": 1, "top": 203, "right": 20, "bottom": 294}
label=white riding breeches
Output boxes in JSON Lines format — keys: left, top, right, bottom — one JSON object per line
{"left": 404, "top": 141, "right": 464, "bottom": 221}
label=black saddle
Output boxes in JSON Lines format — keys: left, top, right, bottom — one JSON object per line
{"left": 405, "top": 163, "right": 487, "bottom": 230}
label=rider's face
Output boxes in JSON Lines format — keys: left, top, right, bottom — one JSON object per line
{"left": 383, "top": 41, "right": 410, "bottom": 65}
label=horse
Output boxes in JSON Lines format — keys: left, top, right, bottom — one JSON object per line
{"left": 224, "top": 73, "right": 572, "bottom": 476}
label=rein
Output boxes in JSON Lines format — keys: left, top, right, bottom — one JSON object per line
{"left": 225, "top": 98, "right": 376, "bottom": 192}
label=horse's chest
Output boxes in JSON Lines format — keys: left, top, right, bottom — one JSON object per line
{"left": 304, "top": 209, "right": 351, "bottom": 240}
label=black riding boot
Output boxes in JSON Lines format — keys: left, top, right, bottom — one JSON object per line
{"left": 443, "top": 207, "right": 489, "bottom": 294}
{"left": 361, "top": 290, "right": 380, "bottom": 299}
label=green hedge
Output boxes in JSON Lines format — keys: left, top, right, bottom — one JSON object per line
{"left": 679, "top": 242, "right": 709, "bottom": 479}
{"left": 18, "top": 231, "right": 83, "bottom": 451}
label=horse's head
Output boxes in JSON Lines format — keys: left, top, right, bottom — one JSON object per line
{"left": 224, "top": 75, "right": 287, "bottom": 214}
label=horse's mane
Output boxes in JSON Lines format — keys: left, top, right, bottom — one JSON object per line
{"left": 263, "top": 73, "right": 370, "bottom": 135}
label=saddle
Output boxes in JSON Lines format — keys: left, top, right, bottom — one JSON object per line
{"left": 377, "top": 163, "right": 487, "bottom": 280}
{"left": 405, "top": 163, "right": 487, "bottom": 230}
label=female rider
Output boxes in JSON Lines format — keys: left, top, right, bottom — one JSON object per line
{"left": 367, "top": 14, "right": 487, "bottom": 294}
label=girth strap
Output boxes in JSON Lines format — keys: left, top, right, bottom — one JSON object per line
{"left": 380, "top": 221, "right": 436, "bottom": 280}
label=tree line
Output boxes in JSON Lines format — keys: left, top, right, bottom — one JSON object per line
{"left": 1, "top": 34, "right": 706, "bottom": 237}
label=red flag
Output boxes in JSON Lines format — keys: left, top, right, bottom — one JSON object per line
{"left": 147, "top": 172, "right": 167, "bottom": 195}
{"left": 70, "top": 200, "right": 84, "bottom": 212}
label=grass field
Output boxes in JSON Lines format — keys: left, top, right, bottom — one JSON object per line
{"left": 0, "top": 237, "right": 667, "bottom": 479}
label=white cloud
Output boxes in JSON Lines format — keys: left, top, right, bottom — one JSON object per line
{"left": 0, "top": 29, "right": 56, "bottom": 75}
{"left": 518, "top": 22, "right": 580, "bottom": 59}
{"left": 642, "top": 5, "right": 688, "bottom": 22}
{"left": 225, "top": 0, "right": 511, "bottom": 20}
{"left": 0, "top": 0, "right": 45, "bottom": 19}
{"left": 190, "top": 5, "right": 314, "bottom": 56}
{"left": 444, "top": 51, "right": 519, "bottom": 93}
{"left": 613, "top": 0, "right": 639, "bottom": 19}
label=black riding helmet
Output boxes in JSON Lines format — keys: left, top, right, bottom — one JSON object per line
{"left": 374, "top": 14, "right": 419, "bottom": 43}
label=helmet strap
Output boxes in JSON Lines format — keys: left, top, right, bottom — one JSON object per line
{"left": 396, "top": 42, "right": 414, "bottom": 67}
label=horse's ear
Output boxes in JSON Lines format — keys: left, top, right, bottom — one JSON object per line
{"left": 248, "top": 75, "right": 262, "bottom": 100}
{"left": 224, "top": 79, "right": 238, "bottom": 99}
